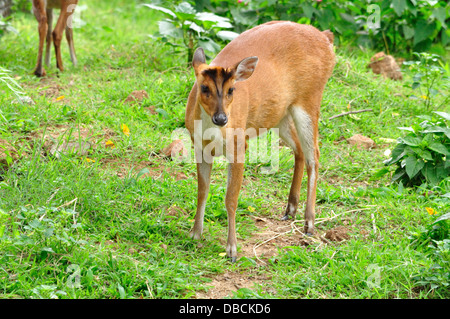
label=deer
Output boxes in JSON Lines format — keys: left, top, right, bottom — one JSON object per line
{"left": 32, "top": 0, "right": 78, "bottom": 77}
{"left": 185, "top": 21, "right": 335, "bottom": 262}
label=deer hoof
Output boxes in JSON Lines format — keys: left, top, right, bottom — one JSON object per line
{"left": 34, "top": 68, "right": 46, "bottom": 77}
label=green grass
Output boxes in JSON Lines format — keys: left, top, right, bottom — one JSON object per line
{"left": 0, "top": 0, "right": 449, "bottom": 299}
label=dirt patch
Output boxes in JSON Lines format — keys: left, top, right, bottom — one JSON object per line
{"left": 240, "top": 217, "right": 308, "bottom": 264}
{"left": 29, "top": 124, "right": 116, "bottom": 156}
{"left": 195, "top": 271, "right": 272, "bottom": 299}
{"left": 195, "top": 217, "right": 353, "bottom": 299}
{"left": 325, "top": 226, "right": 350, "bottom": 242}
{"left": 124, "top": 90, "right": 148, "bottom": 104}
{"left": 101, "top": 156, "right": 191, "bottom": 182}
{"left": 38, "top": 84, "right": 63, "bottom": 98}
{"left": 0, "top": 138, "right": 18, "bottom": 168}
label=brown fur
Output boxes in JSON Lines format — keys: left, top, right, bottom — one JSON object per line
{"left": 186, "top": 21, "right": 335, "bottom": 261}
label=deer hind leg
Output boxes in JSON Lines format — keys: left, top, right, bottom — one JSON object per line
{"left": 52, "top": 0, "right": 77, "bottom": 72}
{"left": 32, "top": 1, "right": 48, "bottom": 77}
{"left": 288, "top": 106, "right": 319, "bottom": 235}
{"left": 65, "top": 25, "right": 77, "bottom": 66}
{"left": 276, "top": 115, "right": 305, "bottom": 221}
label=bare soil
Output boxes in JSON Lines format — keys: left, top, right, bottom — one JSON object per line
{"left": 195, "top": 215, "right": 350, "bottom": 298}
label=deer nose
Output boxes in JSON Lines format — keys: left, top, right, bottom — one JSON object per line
{"left": 212, "top": 112, "right": 228, "bottom": 126}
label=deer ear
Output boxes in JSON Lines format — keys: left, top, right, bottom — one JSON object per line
{"left": 192, "top": 48, "right": 206, "bottom": 73}
{"left": 234, "top": 56, "right": 258, "bottom": 82}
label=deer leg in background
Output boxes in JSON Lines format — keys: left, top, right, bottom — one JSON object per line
{"left": 65, "top": 24, "right": 77, "bottom": 66}
{"left": 32, "top": 0, "right": 48, "bottom": 77}
{"left": 44, "top": 8, "right": 53, "bottom": 67}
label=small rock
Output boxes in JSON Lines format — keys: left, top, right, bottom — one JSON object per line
{"left": 368, "top": 52, "right": 403, "bottom": 81}
{"left": 347, "top": 134, "right": 375, "bottom": 150}
{"left": 124, "top": 90, "right": 148, "bottom": 104}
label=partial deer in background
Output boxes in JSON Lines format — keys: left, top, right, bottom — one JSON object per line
{"left": 32, "top": 0, "right": 78, "bottom": 77}
{"left": 185, "top": 21, "right": 336, "bottom": 261}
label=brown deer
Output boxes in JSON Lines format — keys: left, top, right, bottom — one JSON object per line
{"left": 32, "top": 0, "right": 78, "bottom": 77}
{"left": 185, "top": 21, "right": 335, "bottom": 262}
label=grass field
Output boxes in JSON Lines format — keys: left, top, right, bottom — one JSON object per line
{"left": 0, "top": 0, "right": 449, "bottom": 299}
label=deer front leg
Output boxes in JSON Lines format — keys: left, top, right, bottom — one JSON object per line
{"left": 225, "top": 162, "right": 244, "bottom": 262}
{"left": 52, "top": 11, "right": 66, "bottom": 72}
{"left": 32, "top": 1, "right": 48, "bottom": 77}
{"left": 190, "top": 161, "right": 212, "bottom": 240}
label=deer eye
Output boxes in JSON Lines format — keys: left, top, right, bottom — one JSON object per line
{"left": 201, "top": 85, "right": 210, "bottom": 94}
{"left": 227, "top": 87, "right": 235, "bottom": 95}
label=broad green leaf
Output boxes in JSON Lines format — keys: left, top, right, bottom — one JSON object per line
{"left": 372, "top": 167, "right": 390, "bottom": 179}
{"left": 301, "top": 2, "right": 316, "bottom": 19}
{"left": 391, "top": 169, "right": 406, "bottom": 182}
{"left": 392, "top": 0, "right": 406, "bottom": 16}
{"left": 198, "top": 37, "right": 220, "bottom": 53}
{"left": 142, "top": 4, "right": 176, "bottom": 18}
{"left": 433, "top": 212, "right": 450, "bottom": 225}
{"left": 402, "top": 135, "right": 421, "bottom": 146}
{"left": 414, "top": 20, "right": 436, "bottom": 45}
{"left": 384, "top": 143, "right": 406, "bottom": 165}
{"left": 158, "top": 20, "right": 183, "bottom": 38}
{"left": 422, "top": 126, "right": 450, "bottom": 139}
{"left": 216, "top": 30, "right": 240, "bottom": 41}
{"left": 195, "top": 12, "right": 229, "bottom": 24}
{"left": 174, "top": 2, "right": 196, "bottom": 21}
{"left": 432, "top": 7, "right": 446, "bottom": 25}
{"left": 404, "top": 156, "right": 424, "bottom": 179}
{"left": 428, "top": 142, "right": 450, "bottom": 156}
{"left": 195, "top": 12, "right": 232, "bottom": 29}
{"left": 398, "top": 126, "right": 415, "bottom": 132}
{"left": 434, "top": 111, "right": 450, "bottom": 121}
{"left": 186, "top": 21, "right": 205, "bottom": 34}
{"left": 436, "top": 163, "right": 448, "bottom": 179}
{"left": 422, "top": 162, "right": 439, "bottom": 185}
{"left": 403, "top": 25, "right": 414, "bottom": 40}
{"left": 410, "top": 147, "right": 433, "bottom": 161}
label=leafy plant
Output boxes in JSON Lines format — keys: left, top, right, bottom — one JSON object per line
{"left": 381, "top": 112, "right": 450, "bottom": 187}
{"left": 0, "top": 16, "right": 17, "bottom": 39}
{"left": 411, "top": 212, "right": 450, "bottom": 249}
{"left": 195, "top": 0, "right": 450, "bottom": 56}
{"left": 404, "top": 52, "right": 449, "bottom": 110}
{"left": 410, "top": 212, "right": 450, "bottom": 294}
{"left": 143, "top": 2, "right": 239, "bottom": 65}
{"left": 11, "top": 0, "right": 32, "bottom": 12}
{"left": 0, "top": 66, "right": 24, "bottom": 100}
